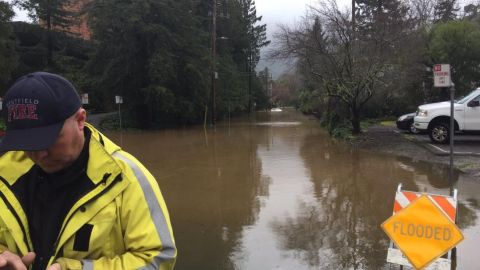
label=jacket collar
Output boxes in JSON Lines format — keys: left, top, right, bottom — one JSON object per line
{"left": 84, "top": 123, "right": 122, "bottom": 185}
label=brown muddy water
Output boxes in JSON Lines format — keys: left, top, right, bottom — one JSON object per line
{"left": 104, "top": 109, "right": 480, "bottom": 270}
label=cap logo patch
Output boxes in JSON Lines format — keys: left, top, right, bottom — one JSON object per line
{"left": 7, "top": 99, "right": 39, "bottom": 122}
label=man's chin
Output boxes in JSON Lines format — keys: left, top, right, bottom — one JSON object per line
{"left": 38, "top": 163, "right": 62, "bottom": 173}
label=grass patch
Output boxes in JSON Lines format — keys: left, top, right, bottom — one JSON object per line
{"left": 380, "top": 120, "right": 396, "bottom": 127}
{"left": 361, "top": 119, "right": 377, "bottom": 130}
{"left": 330, "top": 123, "right": 355, "bottom": 140}
{"left": 403, "top": 134, "right": 415, "bottom": 141}
{"left": 323, "top": 116, "right": 396, "bottom": 140}
{"left": 457, "top": 162, "right": 480, "bottom": 171}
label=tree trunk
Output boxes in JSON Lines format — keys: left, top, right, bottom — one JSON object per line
{"left": 46, "top": 15, "right": 53, "bottom": 67}
{"left": 351, "top": 105, "right": 361, "bottom": 134}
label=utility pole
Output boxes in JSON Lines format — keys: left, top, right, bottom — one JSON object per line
{"left": 263, "top": 67, "right": 269, "bottom": 111}
{"left": 269, "top": 73, "right": 273, "bottom": 107}
{"left": 248, "top": 46, "right": 252, "bottom": 113}
{"left": 211, "top": 0, "right": 217, "bottom": 126}
{"left": 248, "top": 24, "right": 255, "bottom": 114}
{"left": 264, "top": 67, "right": 268, "bottom": 96}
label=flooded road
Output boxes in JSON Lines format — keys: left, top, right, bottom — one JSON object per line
{"left": 105, "top": 109, "right": 480, "bottom": 269}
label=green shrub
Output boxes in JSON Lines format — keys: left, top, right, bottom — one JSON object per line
{"left": 320, "top": 110, "right": 354, "bottom": 139}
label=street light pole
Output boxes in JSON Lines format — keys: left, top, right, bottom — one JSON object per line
{"left": 248, "top": 25, "right": 253, "bottom": 114}
{"left": 248, "top": 54, "right": 251, "bottom": 113}
{"left": 211, "top": 0, "right": 217, "bottom": 126}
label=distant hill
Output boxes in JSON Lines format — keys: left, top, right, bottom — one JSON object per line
{"left": 256, "top": 52, "right": 295, "bottom": 79}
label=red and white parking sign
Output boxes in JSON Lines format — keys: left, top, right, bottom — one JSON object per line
{"left": 433, "top": 64, "right": 451, "bottom": 87}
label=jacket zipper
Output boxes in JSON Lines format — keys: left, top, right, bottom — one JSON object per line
{"left": 51, "top": 173, "right": 123, "bottom": 263}
{"left": 0, "top": 176, "right": 32, "bottom": 252}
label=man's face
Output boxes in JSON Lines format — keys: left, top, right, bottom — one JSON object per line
{"left": 25, "top": 109, "right": 86, "bottom": 173}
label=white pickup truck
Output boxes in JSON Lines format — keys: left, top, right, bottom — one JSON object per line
{"left": 414, "top": 88, "right": 480, "bottom": 144}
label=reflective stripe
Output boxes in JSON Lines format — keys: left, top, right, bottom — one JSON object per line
{"left": 82, "top": 259, "right": 93, "bottom": 270}
{"left": 395, "top": 191, "right": 411, "bottom": 210}
{"left": 113, "top": 152, "right": 176, "bottom": 269}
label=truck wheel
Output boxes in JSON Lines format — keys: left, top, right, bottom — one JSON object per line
{"left": 429, "top": 122, "right": 449, "bottom": 144}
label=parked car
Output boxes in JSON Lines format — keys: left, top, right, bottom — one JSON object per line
{"left": 396, "top": 113, "right": 419, "bottom": 134}
{"left": 414, "top": 88, "right": 480, "bottom": 144}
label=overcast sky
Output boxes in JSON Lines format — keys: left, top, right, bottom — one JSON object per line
{"left": 8, "top": 0, "right": 28, "bottom": 21}
{"left": 256, "top": 0, "right": 314, "bottom": 38}
{"left": 255, "top": 0, "right": 351, "bottom": 76}
{"left": 256, "top": 0, "right": 351, "bottom": 38}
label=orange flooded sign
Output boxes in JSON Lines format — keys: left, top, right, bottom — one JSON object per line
{"left": 382, "top": 195, "right": 463, "bottom": 270}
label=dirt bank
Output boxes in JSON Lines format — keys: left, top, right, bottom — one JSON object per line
{"left": 352, "top": 124, "right": 480, "bottom": 178}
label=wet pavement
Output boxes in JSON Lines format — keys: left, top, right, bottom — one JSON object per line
{"left": 104, "top": 109, "right": 480, "bottom": 270}
{"left": 407, "top": 132, "right": 480, "bottom": 156}
{"left": 87, "top": 111, "right": 117, "bottom": 128}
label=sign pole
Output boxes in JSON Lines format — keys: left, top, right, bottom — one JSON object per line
{"left": 433, "top": 64, "right": 455, "bottom": 196}
{"left": 449, "top": 84, "right": 455, "bottom": 196}
{"left": 115, "top": 96, "right": 124, "bottom": 147}
{"left": 118, "top": 103, "right": 122, "bottom": 131}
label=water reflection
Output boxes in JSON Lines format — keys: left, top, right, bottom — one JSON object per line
{"left": 103, "top": 109, "right": 480, "bottom": 269}
{"left": 284, "top": 137, "right": 398, "bottom": 269}
{"left": 106, "top": 124, "right": 269, "bottom": 269}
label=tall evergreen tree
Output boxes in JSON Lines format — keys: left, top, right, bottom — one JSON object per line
{"left": 239, "top": 0, "right": 269, "bottom": 111}
{"left": 0, "top": 1, "right": 17, "bottom": 92}
{"left": 356, "top": 0, "right": 413, "bottom": 53}
{"left": 14, "top": 0, "right": 74, "bottom": 66}
{"left": 88, "top": 0, "right": 210, "bottom": 127}
{"left": 355, "top": 0, "right": 422, "bottom": 119}
{"left": 191, "top": 0, "right": 270, "bottom": 117}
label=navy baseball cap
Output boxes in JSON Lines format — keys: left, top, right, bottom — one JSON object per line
{"left": 0, "top": 72, "right": 81, "bottom": 152}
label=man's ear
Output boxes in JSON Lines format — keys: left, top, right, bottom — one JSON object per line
{"left": 76, "top": 108, "right": 87, "bottom": 131}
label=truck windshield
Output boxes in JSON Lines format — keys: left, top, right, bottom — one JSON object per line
{"left": 457, "top": 90, "right": 480, "bottom": 104}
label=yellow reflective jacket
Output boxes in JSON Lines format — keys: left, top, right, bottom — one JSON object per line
{"left": 0, "top": 124, "right": 176, "bottom": 269}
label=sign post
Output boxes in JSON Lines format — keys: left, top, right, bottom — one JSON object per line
{"left": 115, "top": 95, "right": 123, "bottom": 146}
{"left": 433, "top": 64, "right": 455, "bottom": 196}
{"left": 115, "top": 95, "right": 123, "bottom": 130}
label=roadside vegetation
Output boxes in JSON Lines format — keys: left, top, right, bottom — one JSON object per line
{"left": 2, "top": 0, "right": 479, "bottom": 134}
{"left": 268, "top": 0, "right": 480, "bottom": 137}
{"left": 0, "top": 0, "right": 269, "bottom": 128}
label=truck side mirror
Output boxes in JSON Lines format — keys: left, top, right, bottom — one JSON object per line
{"left": 468, "top": 100, "right": 480, "bottom": 107}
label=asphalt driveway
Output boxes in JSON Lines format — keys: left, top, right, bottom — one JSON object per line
{"left": 357, "top": 124, "right": 480, "bottom": 177}
{"left": 406, "top": 132, "right": 480, "bottom": 156}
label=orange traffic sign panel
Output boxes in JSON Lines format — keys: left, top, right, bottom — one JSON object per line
{"left": 382, "top": 195, "right": 464, "bottom": 270}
